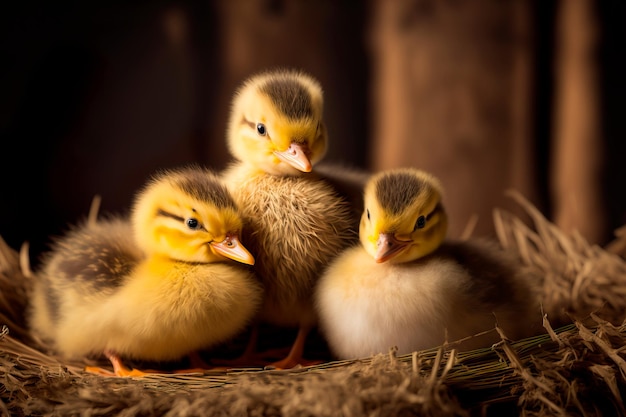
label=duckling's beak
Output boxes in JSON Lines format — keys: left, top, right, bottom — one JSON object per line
{"left": 375, "top": 233, "right": 410, "bottom": 263}
{"left": 210, "top": 233, "right": 255, "bottom": 265}
{"left": 274, "top": 142, "right": 312, "bottom": 172}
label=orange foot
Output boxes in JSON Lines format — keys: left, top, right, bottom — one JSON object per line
{"left": 85, "top": 350, "right": 215, "bottom": 377}
{"left": 209, "top": 326, "right": 276, "bottom": 368}
{"left": 264, "top": 325, "right": 324, "bottom": 370}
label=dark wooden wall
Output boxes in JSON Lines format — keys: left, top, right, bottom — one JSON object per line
{"left": 1, "top": 0, "right": 624, "bottom": 267}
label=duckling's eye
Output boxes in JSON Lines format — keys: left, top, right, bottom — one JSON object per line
{"left": 186, "top": 218, "right": 201, "bottom": 230}
{"left": 256, "top": 123, "right": 267, "bottom": 136}
{"left": 366, "top": 209, "right": 370, "bottom": 220}
{"left": 414, "top": 215, "right": 426, "bottom": 231}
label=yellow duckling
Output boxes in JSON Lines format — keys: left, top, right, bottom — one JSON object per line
{"left": 221, "top": 69, "right": 356, "bottom": 368}
{"left": 315, "top": 168, "right": 540, "bottom": 360}
{"left": 27, "top": 166, "right": 263, "bottom": 376}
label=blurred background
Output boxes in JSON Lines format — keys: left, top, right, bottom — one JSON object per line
{"left": 2, "top": 0, "right": 625, "bottom": 267}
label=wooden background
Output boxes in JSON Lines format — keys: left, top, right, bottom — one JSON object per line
{"left": 2, "top": 0, "right": 625, "bottom": 267}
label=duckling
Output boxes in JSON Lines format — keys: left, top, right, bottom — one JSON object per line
{"left": 314, "top": 167, "right": 541, "bottom": 360}
{"left": 27, "top": 166, "right": 263, "bottom": 376}
{"left": 221, "top": 69, "right": 356, "bottom": 368}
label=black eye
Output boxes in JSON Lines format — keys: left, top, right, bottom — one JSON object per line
{"left": 256, "top": 123, "right": 267, "bottom": 136}
{"left": 186, "top": 218, "right": 200, "bottom": 230}
{"left": 414, "top": 215, "right": 426, "bottom": 231}
{"left": 366, "top": 209, "right": 370, "bottom": 220}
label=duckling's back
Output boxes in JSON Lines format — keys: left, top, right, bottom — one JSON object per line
{"left": 28, "top": 217, "right": 141, "bottom": 348}
{"left": 434, "top": 238, "right": 542, "bottom": 348}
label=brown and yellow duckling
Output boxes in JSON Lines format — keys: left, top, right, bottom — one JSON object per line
{"left": 315, "top": 167, "right": 541, "bottom": 359}
{"left": 221, "top": 68, "right": 356, "bottom": 368}
{"left": 28, "top": 166, "right": 263, "bottom": 376}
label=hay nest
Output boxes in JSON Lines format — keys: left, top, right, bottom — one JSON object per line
{"left": 2, "top": 191, "right": 626, "bottom": 416}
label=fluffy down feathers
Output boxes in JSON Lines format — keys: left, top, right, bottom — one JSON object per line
{"left": 228, "top": 166, "right": 356, "bottom": 327}
{"left": 315, "top": 168, "right": 541, "bottom": 360}
{"left": 221, "top": 69, "right": 357, "bottom": 367}
{"left": 28, "top": 166, "right": 263, "bottom": 368}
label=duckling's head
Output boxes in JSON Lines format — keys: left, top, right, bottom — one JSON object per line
{"left": 131, "top": 166, "right": 254, "bottom": 265}
{"left": 360, "top": 168, "right": 448, "bottom": 263}
{"left": 226, "top": 69, "right": 327, "bottom": 176}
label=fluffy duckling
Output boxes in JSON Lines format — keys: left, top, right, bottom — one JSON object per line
{"left": 221, "top": 69, "right": 356, "bottom": 368}
{"left": 28, "top": 166, "right": 263, "bottom": 376}
{"left": 315, "top": 168, "right": 540, "bottom": 360}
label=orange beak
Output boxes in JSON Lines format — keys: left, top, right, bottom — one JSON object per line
{"left": 210, "top": 233, "right": 255, "bottom": 265}
{"left": 374, "top": 233, "right": 410, "bottom": 263}
{"left": 274, "top": 142, "right": 312, "bottom": 172}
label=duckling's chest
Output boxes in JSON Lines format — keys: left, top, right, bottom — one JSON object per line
{"left": 236, "top": 174, "right": 344, "bottom": 212}
{"left": 327, "top": 251, "right": 472, "bottom": 307}
{"left": 234, "top": 175, "right": 356, "bottom": 292}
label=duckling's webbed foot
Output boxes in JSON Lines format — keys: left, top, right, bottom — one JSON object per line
{"left": 84, "top": 349, "right": 151, "bottom": 377}
{"left": 263, "top": 325, "right": 324, "bottom": 370}
{"left": 84, "top": 351, "right": 227, "bottom": 376}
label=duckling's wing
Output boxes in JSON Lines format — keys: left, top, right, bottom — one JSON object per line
{"left": 41, "top": 217, "right": 142, "bottom": 296}
{"left": 436, "top": 240, "right": 521, "bottom": 304}
{"left": 436, "top": 239, "right": 542, "bottom": 340}
{"left": 28, "top": 217, "right": 141, "bottom": 349}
